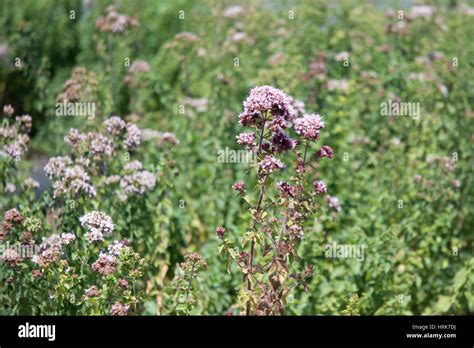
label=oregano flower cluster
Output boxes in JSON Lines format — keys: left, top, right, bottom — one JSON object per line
{"left": 218, "top": 86, "right": 335, "bottom": 315}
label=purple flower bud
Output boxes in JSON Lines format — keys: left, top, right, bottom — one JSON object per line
{"left": 314, "top": 180, "right": 327, "bottom": 194}
{"left": 232, "top": 181, "right": 246, "bottom": 193}
{"left": 272, "top": 131, "right": 297, "bottom": 153}
{"left": 277, "top": 181, "right": 293, "bottom": 197}
{"left": 118, "top": 279, "right": 129, "bottom": 289}
{"left": 316, "top": 145, "right": 333, "bottom": 159}
{"left": 216, "top": 226, "right": 226, "bottom": 238}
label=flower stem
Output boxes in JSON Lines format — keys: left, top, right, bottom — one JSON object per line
{"left": 185, "top": 262, "right": 195, "bottom": 300}
{"left": 246, "top": 118, "right": 268, "bottom": 315}
{"left": 257, "top": 118, "right": 267, "bottom": 154}
{"left": 246, "top": 176, "right": 266, "bottom": 315}
{"left": 303, "top": 139, "right": 310, "bottom": 164}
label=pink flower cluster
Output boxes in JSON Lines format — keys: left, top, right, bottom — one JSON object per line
{"left": 316, "top": 145, "right": 334, "bottom": 159}
{"left": 287, "top": 96, "right": 306, "bottom": 116}
{"left": 124, "top": 124, "right": 141, "bottom": 149}
{"left": 110, "top": 301, "right": 130, "bottom": 316}
{"left": 104, "top": 116, "right": 127, "bottom": 135}
{"left": 56, "top": 67, "right": 97, "bottom": 103}
{"left": 52, "top": 165, "right": 97, "bottom": 198}
{"left": 80, "top": 211, "right": 115, "bottom": 243}
{"left": 141, "top": 129, "right": 180, "bottom": 146}
{"left": 33, "top": 233, "right": 76, "bottom": 268}
{"left": 294, "top": 114, "right": 325, "bottom": 140}
{"left": 232, "top": 181, "right": 246, "bottom": 193}
{"left": 277, "top": 181, "right": 294, "bottom": 197}
{"left": 271, "top": 131, "right": 297, "bottom": 153}
{"left": 314, "top": 180, "right": 327, "bottom": 194}
{"left": 2, "top": 248, "right": 22, "bottom": 267}
{"left": 45, "top": 156, "right": 96, "bottom": 198}
{"left": 128, "top": 60, "right": 151, "bottom": 74}
{"left": 239, "top": 86, "right": 295, "bottom": 129}
{"left": 119, "top": 169, "right": 156, "bottom": 196}
{"left": 259, "top": 155, "right": 285, "bottom": 175}
{"left": 45, "top": 116, "right": 150, "bottom": 198}
{"left": 64, "top": 128, "right": 87, "bottom": 148}
{"left": 96, "top": 5, "right": 139, "bottom": 34}
{"left": 236, "top": 132, "right": 256, "bottom": 146}
{"left": 1, "top": 105, "right": 32, "bottom": 161}
{"left": 326, "top": 195, "right": 341, "bottom": 212}
{"left": 91, "top": 251, "right": 117, "bottom": 275}
{"left": 91, "top": 239, "right": 130, "bottom": 276}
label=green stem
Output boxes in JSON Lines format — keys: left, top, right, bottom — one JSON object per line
{"left": 303, "top": 139, "right": 310, "bottom": 164}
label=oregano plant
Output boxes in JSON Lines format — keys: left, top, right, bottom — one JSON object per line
{"left": 217, "top": 86, "right": 334, "bottom": 315}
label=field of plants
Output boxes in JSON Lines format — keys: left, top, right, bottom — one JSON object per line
{"left": 0, "top": 0, "right": 473, "bottom": 316}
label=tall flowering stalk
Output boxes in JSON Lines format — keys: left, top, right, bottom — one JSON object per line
{"left": 1, "top": 105, "right": 33, "bottom": 207}
{"left": 172, "top": 253, "right": 207, "bottom": 315}
{"left": 218, "top": 86, "right": 334, "bottom": 315}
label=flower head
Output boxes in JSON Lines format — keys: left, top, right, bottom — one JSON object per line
{"left": 216, "top": 226, "right": 226, "bottom": 239}
{"left": 183, "top": 253, "right": 206, "bottom": 268}
{"left": 92, "top": 251, "right": 117, "bottom": 275}
{"left": 326, "top": 195, "right": 341, "bottom": 212}
{"left": 161, "top": 132, "right": 180, "bottom": 146}
{"left": 272, "top": 131, "right": 297, "bottom": 153}
{"left": 104, "top": 116, "right": 127, "bottom": 136}
{"left": 87, "top": 132, "right": 114, "bottom": 158}
{"left": 277, "top": 181, "right": 294, "bottom": 197}
{"left": 5, "top": 183, "right": 15, "bottom": 193}
{"left": 64, "top": 128, "right": 86, "bottom": 148}
{"left": 259, "top": 155, "right": 285, "bottom": 175}
{"left": 316, "top": 145, "right": 333, "bottom": 159}
{"left": 123, "top": 160, "right": 143, "bottom": 173}
{"left": 3, "top": 104, "right": 14, "bottom": 116}
{"left": 118, "top": 278, "right": 129, "bottom": 289}
{"left": 80, "top": 211, "right": 114, "bottom": 243}
{"left": 60, "top": 233, "right": 76, "bottom": 245}
{"left": 120, "top": 170, "right": 156, "bottom": 195}
{"left": 96, "top": 6, "right": 139, "bottom": 34}
{"left": 294, "top": 114, "right": 325, "bottom": 141}
{"left": 287, "top": 96, "right": 306, "bottom": 116}
{"left": 2, "top": 249, "right": 22, "bottom": 267}
{"left": 129, "top": 60, "right": 150, "bottom": 74}
{"left": 239, "top": 86, "right": 295, "bottom": 127}
{"left": 3, "top": 208, "right": 24, "bottom": 224}
{"left": 236, "top": 132, "right": 256, "bottom": 146}
{"left": 108, "top": 240, "right": 127, "bottom": 256}
{"left": 23, "top": 178, "right": 39, "bottom": 190}
{"left": 110, "top": 301, "right": 130, "bottom": 316}
{"left": 232, "top": 181, "right": 246, "bottom": 193}
{"left": 84, "top": 285, "right": 100, "bottom": 299}
{"left": 314, "top": 180, "right": 327, "bottom": 194}
{"left": 124, "top": 123, "right": 141, "bottom": 149}
{"left": 52, "top": 165, "right": 96, "bottom": 198}
{"left": 44, "top": 156, "right": 73, "bottom": 178}
{"left": 33, "top": 233, "right": 73, "bottom": 268}
{"left": 223, "top": 5, "right": 243, "bottom": 18}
